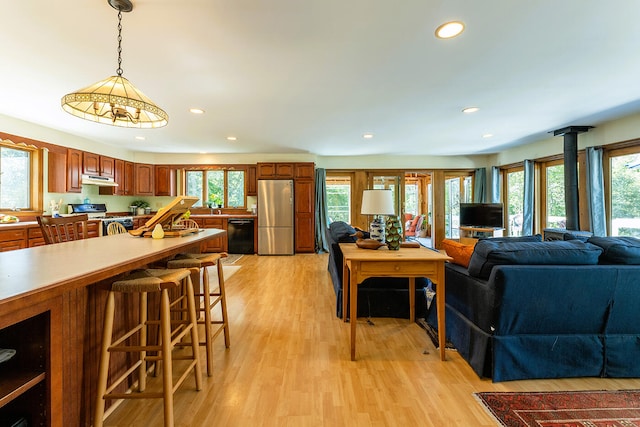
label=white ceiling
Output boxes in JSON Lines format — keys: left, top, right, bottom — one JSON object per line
{"left": 2, "top": 1, "right": 640, "bottom": 157}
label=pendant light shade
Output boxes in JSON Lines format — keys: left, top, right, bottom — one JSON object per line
{"left": 61, "top": 75, "right": 168, "bottom": 128}
{"left": 61, "top": 0, "right": 168, "bottom": 128}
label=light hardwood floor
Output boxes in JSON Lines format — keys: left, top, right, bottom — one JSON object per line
{"left": 104, "top": 254, "right": 640, "bottom": 426}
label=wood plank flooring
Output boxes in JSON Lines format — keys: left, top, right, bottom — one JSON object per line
{"left": 103, "top": 254, "right": 640, "bottom": 426}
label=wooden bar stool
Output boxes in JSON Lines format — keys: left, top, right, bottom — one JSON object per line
{"left": 166, "top": 251, "right": 230, "bottom": 376}
{"left": 93, "top": 268, "right": 202, "bottom": 427}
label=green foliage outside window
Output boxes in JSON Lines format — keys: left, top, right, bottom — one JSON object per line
{"left": 326, "top": 183, "right": 350, "bottom": 223}
{"left": 186, "top": 169, "right": 246, "bottom": 208}
{"left": 0, "top": 146, "right": 30, "bottom": 210}
{"left": 611, "top": 153, "right": 640, "bottom": 237}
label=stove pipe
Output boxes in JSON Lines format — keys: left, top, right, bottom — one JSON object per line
{"left": 552, "top": 126, "right": 593, "bottom": 231}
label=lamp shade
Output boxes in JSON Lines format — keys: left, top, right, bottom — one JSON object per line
{"left": 361, "top": 189, "right": 395, "bottom": 215}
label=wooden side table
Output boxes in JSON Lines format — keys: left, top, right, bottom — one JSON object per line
{"left": 340, "top": 243, "right": 451, "bottom": 361}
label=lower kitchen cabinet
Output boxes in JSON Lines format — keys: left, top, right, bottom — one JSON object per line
{"left": 0, "top": 297, "right": 63, "bottom": 427}
{"left": 194, "top": 217, "right": 227, "bottom": 252}
{"left": 0, "top": 228, "right": 27, "bottom": 252}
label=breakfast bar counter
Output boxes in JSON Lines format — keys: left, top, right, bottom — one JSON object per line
{"left": 0, "top": 229, "right": 224, "bottom": 427}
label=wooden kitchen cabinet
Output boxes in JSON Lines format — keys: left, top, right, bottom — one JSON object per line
{"left": 257, "top": 162, "right": 294, "bottom": 179}
{"left": 47, "top": 150, "right": 67, "bottom": 193}
{"left": 154, "top": 165, "right": 176, "bottom": 197}
{"left": 85, "top": 153, "right": 114, "bottom": 178}
{"left": 294, "top": 178, "right": 315, "bottom": 253}
{"left": 99, "top": 159, "right": 134, "bottom": 196}
{"left": 134, "top": 163, "right": 154, "bottom": 196}
{"left": 82, "top": 152, "right": 100, "bottom": 175}
{"left": 28, "top": 227, "right": 45, "bottom": 247}
{"left": 99, "top": 156, "right": 115, "bottom": 178}
{"left": 294, "top": 162, "right": 315, "bottom": 180}
{"left": 0, "top": 299, "right": 63, "bottom": 427}
{"left": 247, "top": 165, "right": 257, "bottom": 196}
{"left": 193, "top": 217, "right": 227, "bottom": 252}
{"left": 0, "top": 228, "right": 27, "bottom": 252}
{"left": 66, "top": 148, "right": 83, "bottom": 193}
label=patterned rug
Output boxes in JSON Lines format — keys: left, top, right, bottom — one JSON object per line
{"left": 221, "top": 254, "right": 243, "bottom": 264}
{"left": 475, "top": 389, "right": 640, "bottom": 427}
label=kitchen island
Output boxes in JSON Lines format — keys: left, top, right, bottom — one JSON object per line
{"left": 0, "top": 229, "right": 224, "bottom": 427}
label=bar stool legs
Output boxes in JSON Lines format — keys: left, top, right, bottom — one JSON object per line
{"left": 167, "top": 252, "right": 231, "bottom": 377}
{"left": 93, "top": 269, "right": 202, "bottom": 427}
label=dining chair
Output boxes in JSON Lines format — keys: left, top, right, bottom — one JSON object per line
{"left": 37, "top": 214, "right": 89, "bottom": 244}
{"left": 106, "top": 221, "right": 128, "bottom": 235}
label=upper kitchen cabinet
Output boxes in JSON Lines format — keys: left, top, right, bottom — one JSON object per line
{"left": 47, "top": 150, "right": 67, "bottom": 193}
{"left": 257, "top": 162, "right": 294, "bottom": 179}
{"left": 83, "top": 152, "right": 115, "bottom": 178}
{"left": 135, "top": 163, "right": 154, "bottom": 196}
{"left": 154, "top": 165, "right": 176, "bottom": 197}
{"left": 99, "top": 159, "right": 134, "bottom": 196}
{"left": 99, "top": 156, "right": 115, "bottom": 178}
{"left": 294, "top": 162, "right": 315, "bottom": 180}
{"left": 66, "top": 148, "right": 83, "bottom": 193}
{"left": 247, "top": 165, "right": 257, "bottom": 196}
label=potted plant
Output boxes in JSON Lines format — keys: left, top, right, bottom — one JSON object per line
{"left": 208, "top": 193, "right": 223, "bottom": 208}
{"left": 131, "top": 200, "right": 150, "bottom": 216}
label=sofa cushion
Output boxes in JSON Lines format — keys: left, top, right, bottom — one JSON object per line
{"left": 441, "top": 239, "right": 474, "bottom": 268}
{"left": 587, "top": 236, "right": 640, "bottom": 264}
{"left": 329, "top": 221, "right": 357, "bottom": 243}
{"left": 479, "top": 234, "right": 542, "bottom": 243}
{"left": 468, "top": 240, "right": 603, "bottom": 279}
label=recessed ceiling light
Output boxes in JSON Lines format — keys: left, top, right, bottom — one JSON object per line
{"left": 462, "top": 107, "right": 479, "bottom": 114}
{"left": 189, "top": 108, "right": 205, "bottom": 114}
{"left": 135, "top": 136, "right": 145, "bottom": 140}
{"left": 482, "top": 133, "right": 494, "bottom": 138}
{"left": 363, "top": 133, "right": 374, "bottom": 139}
{"left": 435, "top": 21, "right": 465, "bottom": 39}
{"left": 226, "top": 136, "right": 237, "bottom": 141}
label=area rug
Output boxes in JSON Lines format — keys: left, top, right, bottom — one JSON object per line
{"left": 475, "top": 389, "right": 640, "bottom": 427}
{"left": 221, "top": 254, "right": 243, "bottom": 264}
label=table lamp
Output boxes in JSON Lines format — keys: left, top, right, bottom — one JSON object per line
{"left": 361, "top": 189, "right": 395, "bottom": 242}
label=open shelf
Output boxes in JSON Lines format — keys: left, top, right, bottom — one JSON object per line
{"left": 0, "top": 311, "right": 48, "bottom": 425}
{"left": 0, "top": 371, "right": 46, "bottom": 409}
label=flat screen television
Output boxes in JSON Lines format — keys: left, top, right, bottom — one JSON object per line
{"left": 459, "top": 203, "right": 504, "bottom": 228}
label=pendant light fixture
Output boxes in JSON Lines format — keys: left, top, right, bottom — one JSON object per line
{"left": 61, "top": 0, "right": 168, "bottom": 128}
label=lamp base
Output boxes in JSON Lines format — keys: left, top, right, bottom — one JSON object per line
{"left": 369, "top": 217, "right": 386, "bottom": 243}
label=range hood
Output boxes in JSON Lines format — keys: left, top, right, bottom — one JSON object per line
{"left": 81, "top": 175, "right": 118, "bottom": 187}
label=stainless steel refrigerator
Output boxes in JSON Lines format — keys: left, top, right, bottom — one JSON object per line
{"left": 258, "top": 179, "right": 294, "bottom": 255}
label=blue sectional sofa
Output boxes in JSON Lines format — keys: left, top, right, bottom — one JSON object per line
{"left": 326, "top": 221, "right": 430, "bottom": 320}
{"left": 427, "top": 235, "right": 640, "bottom": 382}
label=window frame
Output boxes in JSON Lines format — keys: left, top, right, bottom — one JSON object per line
{"left": 603, "top": 142, "right": 640, "bottom": 236}
{"left": 501, "top": 164, "right": 525, "bottom": 236}
{"left": 539, "top": 157, "right": 565, "bottom": 231}
{"left": 0, "top": 139, "right": 43, "bottom": 216}
{"left": 182, "top": 166, "right": 246, "bottom": 209}
{"left": 325, "top": 173, "right": 353, "bottom": 224}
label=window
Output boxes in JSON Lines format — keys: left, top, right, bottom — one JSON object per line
{"left": 326, "top": 175, "right": 351, "bottom": 223}
{"left": 185, "top": 168, "right": 245, "bottom": 208}
{"left": 541, "top": 160, "right": 565, "bottom": 229}
{"left": 609, "top": 149, "right": 640, "bottom": 237}
{"left": 404, "top": 180, "right": 419, "bottom": 216}
{"left": 505, "top": 167, "right": 524, "bottom": 236}
{"left": 0, "top": 142, "right": 34, "bottom": 211}
{"left": 444, "top": 173, "right": 473, "bottom": 238}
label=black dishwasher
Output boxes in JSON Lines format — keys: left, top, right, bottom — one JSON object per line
{"left": 227, "top": 218, "right": 255, "bottom": 254}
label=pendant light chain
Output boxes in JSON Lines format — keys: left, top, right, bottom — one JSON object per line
{"left": 116, "top": 9, "right": 123, "bottom": 76}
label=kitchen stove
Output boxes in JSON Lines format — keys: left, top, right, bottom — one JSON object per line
{"left": 67, "top": 204, "right": 134, "bottom": 235}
